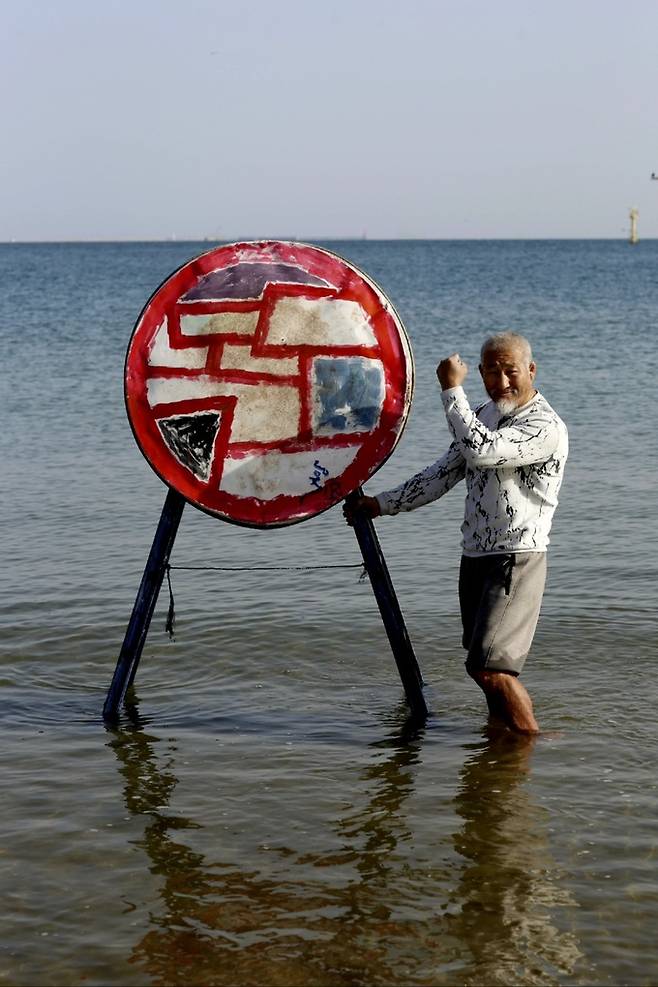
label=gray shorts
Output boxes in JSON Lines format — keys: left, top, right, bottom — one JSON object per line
{"left": 459, "top": 552, "right": 547, "bottom": 675}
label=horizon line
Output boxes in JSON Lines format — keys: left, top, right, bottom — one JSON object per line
{"left": 2, "top": 235, "right": 656, "bottom": 245}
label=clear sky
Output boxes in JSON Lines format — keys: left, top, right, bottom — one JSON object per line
{"left": 2, "top": 0, "right": 657, "bottom": 240}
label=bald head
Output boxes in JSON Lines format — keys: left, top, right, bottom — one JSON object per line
{"left": 480, "top": 332, "right": 533, "bottom": 364}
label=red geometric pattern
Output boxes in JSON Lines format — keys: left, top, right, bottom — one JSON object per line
{"left": 125, "top": 241, "right": 413, "bottom": 527}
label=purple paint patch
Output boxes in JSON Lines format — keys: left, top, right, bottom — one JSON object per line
{"left": 182, "top": 262, "right": 332, "bottom": 302}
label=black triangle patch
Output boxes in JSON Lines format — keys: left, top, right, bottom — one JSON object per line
{"left": 157, "top": 412, "right": 221, "bottom": 481}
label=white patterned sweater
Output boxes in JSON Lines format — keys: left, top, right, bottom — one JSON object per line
{"left": 376, "top": 386, "right": 568, "bottom": 556}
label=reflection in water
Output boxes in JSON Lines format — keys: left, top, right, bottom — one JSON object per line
{"left": 109, "top": 707, "right": 582, "bottom": 986}
{"left": 111, "top": 715, "right": 332, "bottom": 986}
{"left": 336, "top": 711, "right": 423, "bottom": 887}
{"left": 108, "top": 705, "right": 427, "bottom": 986}
{"left": 110, "top": 706, "right": 370, "bottom": 986}
{"left": 446, "top": 729, "right": 582, "bottom": 984}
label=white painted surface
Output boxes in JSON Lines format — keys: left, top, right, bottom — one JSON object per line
{"left": 147, "top": 376, "right": 300, "bottom": 443}
{"left": 180, "top": 312, "right": 260, "bottom": 336}
{"left": 148, "top": 376, "right": 222, "bottom": 405}
{"left": 265, "top": 297, "right": 377, "bottom": 347}
{"left": 147, "top": 319, "right": 208, "bottom": 369}
{"left": 229, "top": 384, "right": 300, "bottom": 443}
{"left": 220, "top": 344, "right": 298, "bottom": 376}
{"left": 219, "top": 446, "right": 359, "bottom": 500}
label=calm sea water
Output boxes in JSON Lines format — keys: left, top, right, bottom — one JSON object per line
{"left": 1, "top": 239, "right": 657, "bottom": 986}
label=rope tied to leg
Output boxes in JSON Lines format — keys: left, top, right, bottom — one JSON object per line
{"left": 163, "top": 561, "right": 368, "bottom": 639}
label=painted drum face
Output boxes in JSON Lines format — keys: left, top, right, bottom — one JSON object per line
{"left": 125, "top": 241, "right": 413, "bottom": 527}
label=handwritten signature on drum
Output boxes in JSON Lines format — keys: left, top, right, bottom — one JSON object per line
{"left": 309, "top": 459, "right": 329, "bottom": 490}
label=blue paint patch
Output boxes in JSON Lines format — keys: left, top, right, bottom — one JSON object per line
{"left": 313, "top": 358, "right": 384, "bottom": 434}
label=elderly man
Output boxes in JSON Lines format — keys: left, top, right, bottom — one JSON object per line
{"left": 345, "top": 332, "right": 568, "bottom": 734}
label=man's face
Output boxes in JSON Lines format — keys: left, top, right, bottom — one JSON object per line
{"left": 479, "top": 345, "right": 536, "bottom": 413}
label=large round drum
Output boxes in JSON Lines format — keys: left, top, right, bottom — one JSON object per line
{"left": 125, "top": 241, "right": 413, "bottom": 527}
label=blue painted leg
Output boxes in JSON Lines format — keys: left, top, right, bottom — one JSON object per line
{"left": 345, "top": 488, "right": 428, "bottom": 719}
{"left": 103, "top": 487, "right": 186, "bottom": 722}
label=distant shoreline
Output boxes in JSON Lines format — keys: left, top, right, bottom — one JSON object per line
{"left": 2, "top": 236, "right": 657, "bottom": 245}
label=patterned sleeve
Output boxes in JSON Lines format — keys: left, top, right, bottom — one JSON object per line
{"left": 441, "top": 386, "right": 560, "bottom": 468}
{"left": 375, "top": 442, "right": 466, "bottom": 515}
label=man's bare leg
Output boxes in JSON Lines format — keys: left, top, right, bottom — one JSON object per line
{"left": 469, "top": 668, "right": 539, "bottom": 734}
